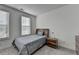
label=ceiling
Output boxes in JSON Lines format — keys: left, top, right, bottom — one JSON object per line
{"left": 7, "top": 4, "right": 67, "bottom": 16}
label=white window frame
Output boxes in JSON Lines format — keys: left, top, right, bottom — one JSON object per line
{"left": 0, "top": 10, "right": 9, "bottom": 40}
{"left": 21, "top": 16, "right": 31, "bottom": 36}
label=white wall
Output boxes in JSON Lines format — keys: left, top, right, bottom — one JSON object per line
{"left": 36, "top": 5, "right": 79, "bottom": 50}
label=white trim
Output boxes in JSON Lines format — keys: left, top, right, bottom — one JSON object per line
{"left": 0, "top": 10, "right": 9, "bottom": 40}
{"left": 21, "top": 16, "right": 31, "bottom": 36}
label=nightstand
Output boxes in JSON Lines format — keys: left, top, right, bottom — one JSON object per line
{"left": 47, "top": 38, "right": 58, "bottom": 48}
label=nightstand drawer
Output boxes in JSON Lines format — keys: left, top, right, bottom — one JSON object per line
{"left": 47, "top": 38, "right": 58, "bottom": 48}
{"left": 47, "top": 42, "right": 58, "bottom": 48}
{"left": 47, "top": 40, "right": 58, "bottom": 43}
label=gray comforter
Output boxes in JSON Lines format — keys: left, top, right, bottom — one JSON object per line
{"left": 14, "top": 35, "right": 46, "bottom": 55}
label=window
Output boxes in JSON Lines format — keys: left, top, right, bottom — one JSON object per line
{"left": 21, "top": 16, "right": 31, "bottom": 35}
{"left": 0, "top": 10, "right": 9, "bottom": 38}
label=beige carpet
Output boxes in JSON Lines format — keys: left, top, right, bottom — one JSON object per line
{"left": 0, "top": 45, "right": 76, "bottom": 55}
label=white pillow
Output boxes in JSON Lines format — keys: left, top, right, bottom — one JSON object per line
{"left": 37, "top": 31, "right": 43, "bottom": 36}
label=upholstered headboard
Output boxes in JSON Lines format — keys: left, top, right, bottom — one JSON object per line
{"left": 36, "top": 29, "right": 49, "bottom": 38}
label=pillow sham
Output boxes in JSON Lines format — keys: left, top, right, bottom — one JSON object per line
{"left": 37, "top": 30, "right": 43, "bottom": 36}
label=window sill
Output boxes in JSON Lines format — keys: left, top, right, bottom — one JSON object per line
{"left": 0, "top": 37, "right": 9, "bottom": 41}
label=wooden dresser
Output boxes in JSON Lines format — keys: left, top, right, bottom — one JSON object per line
{"left": 76, "top": 35, "right": 79, "bottom": 54}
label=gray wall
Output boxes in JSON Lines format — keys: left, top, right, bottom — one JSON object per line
{"left": 0, "top": 5, "right": 36, "bottom": 49}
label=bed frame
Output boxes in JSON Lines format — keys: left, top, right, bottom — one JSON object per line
{"left": 12, "top": 28, "right": 49, "bottom": 55}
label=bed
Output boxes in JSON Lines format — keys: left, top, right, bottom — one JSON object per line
{"left": 12, "top": 29, "right": 49, "bottom": 55}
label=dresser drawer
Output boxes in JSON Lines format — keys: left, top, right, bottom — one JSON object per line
{"left": 76, "top": 49, "right": 79, "bottom": 55}
{"left": 76, "top": 35, "right": 79, "bottom": 38}
{"left": 76, "top": 35, "right": 79, "bottom": 55}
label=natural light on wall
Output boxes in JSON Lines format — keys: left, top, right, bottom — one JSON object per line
{"left": 21, "top": 16, "right": 31, "bottom": 35}
{"left": 0, "top": 10, "right": 9, "bottom": 39}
